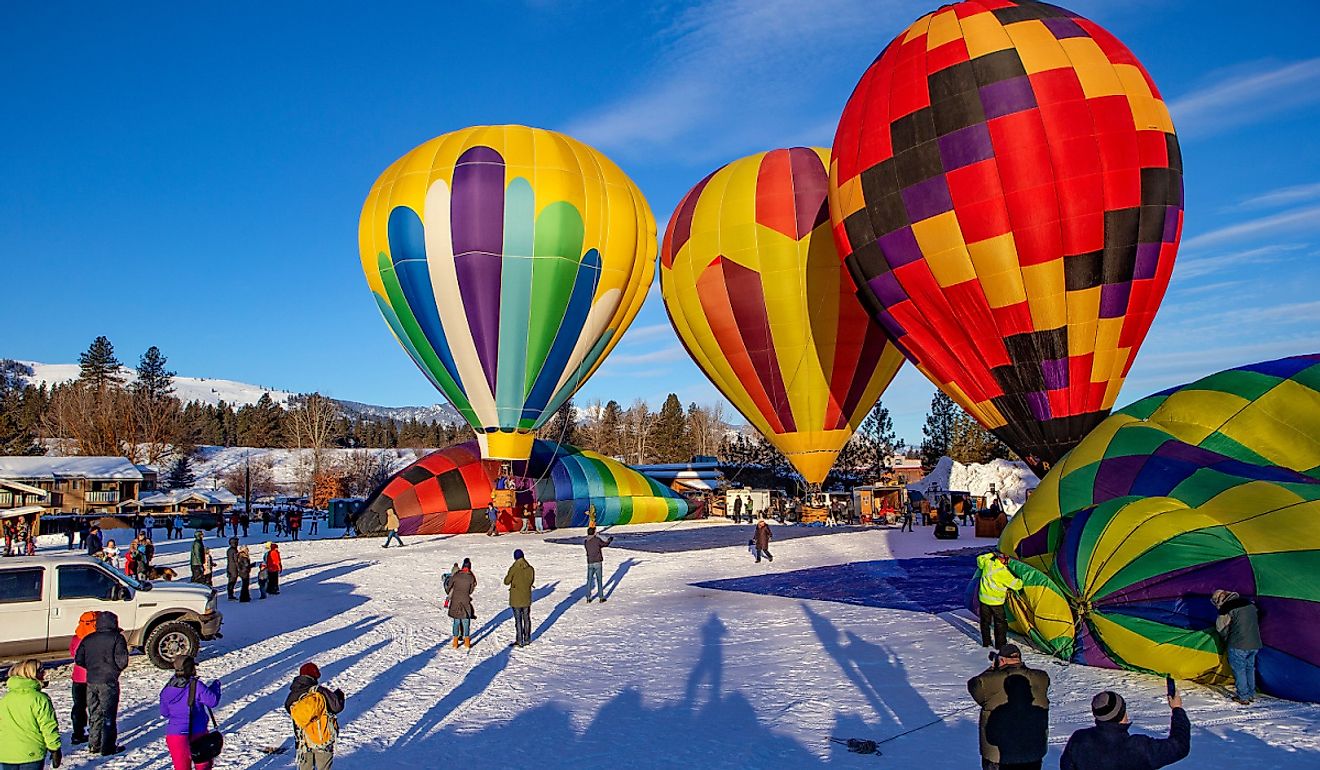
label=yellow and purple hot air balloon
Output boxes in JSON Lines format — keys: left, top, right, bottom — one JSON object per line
{"left": 359, "top": 125, "right": 656, "bottom": 460}
{"left": 661, "top": 147, "right": 905, "bottom": 486}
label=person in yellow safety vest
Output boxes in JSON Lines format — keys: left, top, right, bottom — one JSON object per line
{"left": 977, "top": 551, "right": 1023, "bottom": 649}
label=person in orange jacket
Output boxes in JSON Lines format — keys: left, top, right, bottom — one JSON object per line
{"left": 69, "top": 610, "right": 100, "bottom": 744}
{"left": 265, "top": 543, "right": 283, "bottom": 595}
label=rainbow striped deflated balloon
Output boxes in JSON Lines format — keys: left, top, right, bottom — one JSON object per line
{"left": 359, "top": 126, "right": 656, "bottom": 460}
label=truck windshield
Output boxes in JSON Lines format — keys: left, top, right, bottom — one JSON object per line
{"left": 99, "top": 561, "right": 143, "bottom": 590}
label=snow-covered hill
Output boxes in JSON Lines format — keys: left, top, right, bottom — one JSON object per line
{"left": 16, "top": 360, "right": 462, "bottom": 424}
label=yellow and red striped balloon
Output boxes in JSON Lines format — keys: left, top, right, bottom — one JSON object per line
{"left": 661, "top": 147, "right": 905, "bottom": 485}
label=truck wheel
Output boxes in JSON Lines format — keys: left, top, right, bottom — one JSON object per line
{"left": 145, "top": 621, "right": 199, "bottom": 669}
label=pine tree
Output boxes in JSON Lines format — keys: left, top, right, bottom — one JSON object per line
{"left": 131, "top": 346, "right": 175, "bottom": 400}
{"left": 948, "top": 410, "right": 1013, "bottom": 464}
{"left": 539, "top": 399, "right": 577, "bottom": 445}
{"left": 920, "top": 391, "right": 957, "bottom": 470}
{"left": 651, "top": 394, "right": 688, "bottom": 462}
{"left": 0, "top": 360, "right": 41, "bottom": 455}
{"left": 850, "top": 400, "right": 897, "bottom": 481}
{"left": 78, "top": 336, "right": 124, "bottom": 389}
{"left": 597, "top": 400, "right": 623, "bottom": 457}
{"left": 236, "top": 393, "right": 284, "bottom": 446}
{"left": 164, "top": 455, "right": 195, "bottom": 489}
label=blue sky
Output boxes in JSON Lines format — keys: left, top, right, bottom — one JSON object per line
{"left": 3, "top": 0, "right": 1319, "bottom": 444}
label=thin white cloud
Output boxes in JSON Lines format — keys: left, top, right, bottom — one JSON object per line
{"left": 623, "top": 322, "right": 676, "bottom": 341}
{"left": 1169, "top": 58, "right": 1320, "bottom": 138}
{"left": 1180, "top": 204, "right": 1320, "bottom": 250}
{"left": 563, "top": 0, "right": 923, "bottom": 163}
{"left": 1173, "top": 243, "right": 1306, "bottom": 280}
{"left": 1237, "top": 182, "right": 1320, "bottom": 211}
{"left": 605, "top": 344, "right": 686, "bottom": 365}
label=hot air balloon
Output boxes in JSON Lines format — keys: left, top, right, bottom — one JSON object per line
{"left": 356, "top": 439, "right": 691, "bottom": 536}
{"left": 828, "top": 1, "right": 1182, "bottom": 474}
{"left": 661, "top": 147, "right": 905, "bottom": 486}
{"left": 359, "top": 125, "right": 656, "bottom": 461}
{"left": 991, "top": 354, "right": 1320, "bottom": 702}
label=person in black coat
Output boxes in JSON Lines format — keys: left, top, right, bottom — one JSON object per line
{"left": 85, "top": 525, "right": 104, "bottom": 558}
{"left": 225, "top": 537, "right": 241, "bottom": 600}
{"left": 1060, "top": 690, "right": 1190, "bottom": 770}
{"left": 74, "top": 610, "right": 130, "bottom": 756}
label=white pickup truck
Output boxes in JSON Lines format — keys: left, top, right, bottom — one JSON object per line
{"left": 0, "top": 554, "right": 222, "bottom": 669}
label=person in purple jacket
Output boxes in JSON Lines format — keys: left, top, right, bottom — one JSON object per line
{"left": 158, "top": 655, "right": 221, "bottom": 770}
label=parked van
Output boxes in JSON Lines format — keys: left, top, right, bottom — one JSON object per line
{"left": 0, "top": 554, "right": 222, "bottom": 669}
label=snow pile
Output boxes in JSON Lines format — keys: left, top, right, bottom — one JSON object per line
{"left": 907, "top": 456, "right": 1039, "bottom": 514}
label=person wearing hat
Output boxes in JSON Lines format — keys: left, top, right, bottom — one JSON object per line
{"left": 69, "top": 611, "right": 100, "bottom": 745}
{"left": 447, "top": 558, "right": 477, "bottom": 648}
{"left": 1211, "top": 589, "right": 1262, "bottom": 704}
{"left": 503, "top": 549, "right": 535, "bottom": 647}
{"left": 976, "top": 551, "right": 1023, "bottom": 649}
{"left": 1060, "top": 690, "right": 1190, "bottom": 770}
{"left": 967, "top": 643, "right": 1051, "bottom": 770}
{"left": 189, "top": 531, "right": 207, "bottom": 584}
{"left": 583, "top": 527, "right": 614, "bottom": 604}
{"left": 284, "top": 663, "right": 345, "bottom": 770}
{"left": 158, "top": 655, "right": 222, "bottom": 770}
{"left": 75, "top": 611, "right": 129, "bottom": 756}
{"left": 225, "top": 537, "right": 242, "bottom": 601}
{"left": 0, "top": 659, "right": 62, "bottom": 770}
{"left": 265, "top": 542, "right": 283, "bottom": 595}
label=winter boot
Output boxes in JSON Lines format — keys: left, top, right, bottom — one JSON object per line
{"left": 464, "top": 636, "right": 472, "bottom": 649}
{"left": 452, "top": 636, "right": 460, "bottom": 649}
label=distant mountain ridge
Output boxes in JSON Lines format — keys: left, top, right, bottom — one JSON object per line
{"left": 17, "top": 360, "right": 463, "bottom": 426}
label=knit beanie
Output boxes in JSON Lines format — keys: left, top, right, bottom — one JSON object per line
{"left": 299, "top": 662, "right": 321, "bottom": 679}
{"left": 514, "top": 549, "right": 524, "bottom": 560}
{"left": 1091, "top": 691, "right": 1127, "bottom": 723}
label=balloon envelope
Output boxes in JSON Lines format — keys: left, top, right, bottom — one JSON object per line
{"left": 360, "top": 125, "right": 656, "bottom": 460}
{"left": 997, "top": 354, "right": 1320, "bottom": 702}
{"left": 829, "top": 1, "right": 1182, "bottom": 473}
{"left": 357, "top": 439, "right": 691, "bottom": 535}
{"left": 661, "top": 147, "right": 905, "bottom": 485}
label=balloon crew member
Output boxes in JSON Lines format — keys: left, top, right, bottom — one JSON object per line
{"left": 976, "top": 551, "right": 1023, "bottom": 649}
{"left": 285, "top": 663, "right": 345, "bottom": 770}
{"left": 968, "top": 643, "right": 1050, "bottom": 770}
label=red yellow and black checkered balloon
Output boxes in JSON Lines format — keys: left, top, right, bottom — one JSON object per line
{"left": 828, "top": 0, "right": 1182, "bottom": 474}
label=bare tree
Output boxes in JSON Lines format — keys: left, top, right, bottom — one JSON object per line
{"left": 621, "top": 399, "right": 653, "bottom": 465}
{"left": 686, "top": 401, "right": 728, "bottom": 458}
{"left": 285, "top": 393, "right": 340, "bottom": 499}
{"left": 43, "top": 381, "right": 133, "bottom": 456}
{"left": 341, "top": 449, "right": 400, "bottom": 497}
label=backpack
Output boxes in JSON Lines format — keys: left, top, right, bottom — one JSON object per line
{"left": 291, "top": 689, "right": 337, "bottom": 750}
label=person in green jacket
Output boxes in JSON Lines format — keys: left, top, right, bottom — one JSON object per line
{"left": 0, "top": 659, "right": 62, "bottom": 769}
{"left": 976, "top": 551, "right": 1023, "bottom": 649}
{"left": 503, "top": 549, "right": 535, "bottom": 648}
{"left": 189, "top": 531, "right": 207, "bottom": 584}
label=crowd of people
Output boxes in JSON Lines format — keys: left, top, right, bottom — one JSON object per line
{"left": 0, "top": 606, "right": 347, "bottom": 770}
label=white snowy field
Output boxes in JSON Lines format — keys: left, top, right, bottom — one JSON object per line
{"left": 30, "top": 521, "right": 1320, "bottom": 769}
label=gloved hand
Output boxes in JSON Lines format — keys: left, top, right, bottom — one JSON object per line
{"left": 335, "top": 688, "right": 345, "bottom": 702}
{"left": 51, "top": 748, "right": 63, "bottom": 768}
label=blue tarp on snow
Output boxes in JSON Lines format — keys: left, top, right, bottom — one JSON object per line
{"left": 692, "top": 555, "right": 979, "bottom": 614}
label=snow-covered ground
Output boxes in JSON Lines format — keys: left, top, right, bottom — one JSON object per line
{"left": 908, "top": 457, "right": 1040, "bottom": 514}
{"left": 29, "top": 522, "right": 1319, "bottom": 769}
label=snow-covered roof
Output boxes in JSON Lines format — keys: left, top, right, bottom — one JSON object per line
{"left": 128, "top": 487, "right": 239, "bottom": 507}
{"left": 0, "top": 505, "right": 45, "bottom": 519}
{"left": 0, "top": 456, "right": 148, "bottom": 481}
{"left": 0, "top": 478, "right": 50, "bottom": 497}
